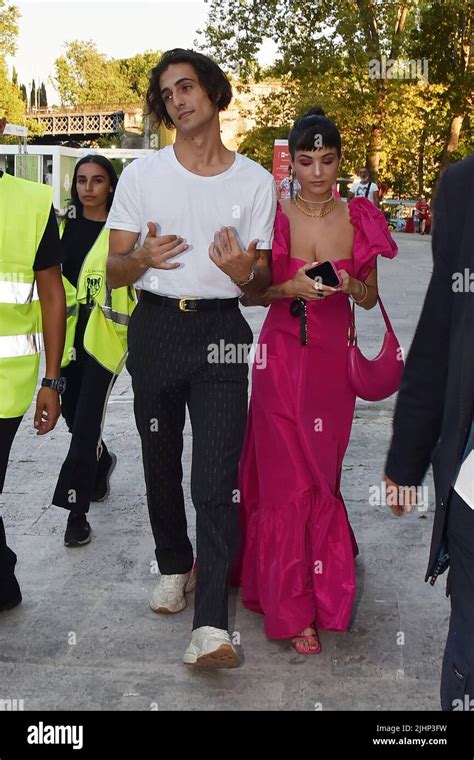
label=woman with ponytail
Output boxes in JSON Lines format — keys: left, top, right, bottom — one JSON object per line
{"left": 237, "top": 108, "right": 398, "bottom": 654}
{"left": 52, "top": 156, "right": 135, "bottom": 548}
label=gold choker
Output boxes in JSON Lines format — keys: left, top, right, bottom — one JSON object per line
{"left": 293, "top": 194, "right": 337, "bottom": 218}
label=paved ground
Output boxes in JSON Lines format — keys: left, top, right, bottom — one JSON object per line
{"left": 0, "top": 232, "right": 448, "bottom": 711}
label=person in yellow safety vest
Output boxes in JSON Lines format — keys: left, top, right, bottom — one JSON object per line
{"left": 0, "top": 117, "right": 66, "bottom": 612}
{"left": 51, "top": 155, "right": 135, "bottom": 547}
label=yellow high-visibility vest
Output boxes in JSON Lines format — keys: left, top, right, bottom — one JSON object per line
{"left": 0, "top": 174, "right": 53, "bottom": 418}
{"left": 60, "top": 220, "right": 136, "bottom": 374}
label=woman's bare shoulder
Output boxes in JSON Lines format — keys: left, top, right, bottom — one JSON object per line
{"left": 335, "top": 198, "right": 350, "bottom": 217}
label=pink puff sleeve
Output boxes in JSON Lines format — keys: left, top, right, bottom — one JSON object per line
{"left": 349, "top": 197, "right": 398, "bottom": 281}
{"left": 271, "top": 202, "right": 292, "bottom": 284}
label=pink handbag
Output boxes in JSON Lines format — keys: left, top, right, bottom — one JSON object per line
{"left": 347, "top": 296, "right": 404, "bottom": 401}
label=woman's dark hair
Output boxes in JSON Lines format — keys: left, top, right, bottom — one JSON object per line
{"left": 145, "top": 48, "right": 233, "bottom": 129}
{"left": 288, "top": 107, "right": 342, "bottom": 159}
{"left": 68, "top": 154, "right": 118, "bottom": 222}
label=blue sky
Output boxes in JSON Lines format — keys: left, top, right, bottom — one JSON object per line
{"left": 8, "top": 1, "right": 277, "bottom": 105}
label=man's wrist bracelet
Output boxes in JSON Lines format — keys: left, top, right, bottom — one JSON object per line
{"left": 232, "top": 267, "right": 255, "bottom": 287}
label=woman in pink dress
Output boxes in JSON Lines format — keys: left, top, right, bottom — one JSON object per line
{"left": 238, "top": 108, "right": 398, "bottom": 653}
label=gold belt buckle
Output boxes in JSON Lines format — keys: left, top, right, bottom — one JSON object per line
{"left": 178, "top": 296, "right": 199, "bottom": 312}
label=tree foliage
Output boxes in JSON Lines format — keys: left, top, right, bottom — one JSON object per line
{"left": 53, "top": 41, "right": 161, "bottom": 108}
{"left": 198, "top": 0, "right": 472, "bottom": 195}
{"left": 0, "top": 2, "right": 43, "bottom": 136}
{"left": 238, "top": 125, "right": 292, "bottom": 170}
{"left": 0, "top": 0, "right": 19, "bottom": 57}
{"left": 0, "top": 2, "right": 24, "bottom": 124}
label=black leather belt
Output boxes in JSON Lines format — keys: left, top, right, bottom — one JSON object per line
{"left": 141, "top": 291, "right": 239, "bottom": 313}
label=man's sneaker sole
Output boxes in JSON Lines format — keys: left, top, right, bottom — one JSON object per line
{"left": 93, "top": 452, "right": 117, "bottom": 503}
{"left": 150, "top": 574, "right": 196, "bottom": 614}
{"left": 183, "top": 644, "right": 240, "bottom": 669}
{"left": 152, "top": 600, "right": 186, "bottom": 614}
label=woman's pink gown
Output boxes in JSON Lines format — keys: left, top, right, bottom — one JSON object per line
{"left": 238, "top": 197, "right": 398, "bottom": 639}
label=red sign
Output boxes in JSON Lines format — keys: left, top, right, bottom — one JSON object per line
{"left": 272, "top": 139, "right": 290, "bottom": 188}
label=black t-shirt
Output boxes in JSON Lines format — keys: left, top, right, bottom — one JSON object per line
{"left": 33, "top": 206, "right": 64, "bottom": 271}
{"left": 61, "top": 217, "right": 106, "bottom": 288}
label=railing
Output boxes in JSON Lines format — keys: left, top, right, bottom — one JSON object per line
{"left": 28, "top": 111, "right": 125, "bottom": 136}
{"left": 27, "top": 103, "right": 143, "bottom": 115}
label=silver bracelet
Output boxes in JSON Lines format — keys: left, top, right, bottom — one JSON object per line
{"left": 232, "top": 267, "right": 255, "bottom": 287}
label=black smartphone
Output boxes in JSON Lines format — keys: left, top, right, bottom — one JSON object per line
{"left": 305, "top": 260, "right": 342, "bottom": 287}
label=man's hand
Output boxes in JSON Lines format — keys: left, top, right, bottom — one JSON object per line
{"left": 383, "top": 475, "right": 418, "bottom": 517}
{"left": 209, "top": 226, "right": 260, "bottom": 284}
{"left": 34, "top": 387, "right": 61, "bottom": 435}
{"left": 138, "top": 222, "right": 189, "bottom": 270}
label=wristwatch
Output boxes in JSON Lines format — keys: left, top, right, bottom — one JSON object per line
{"left": 41, "top": 377, "right": 67, "bottom": 395}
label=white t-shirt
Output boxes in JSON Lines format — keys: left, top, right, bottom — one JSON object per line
{"left": 106, "top": 145, "right": 277, "bottom": 298}
{"left": 350, "top": 180, "right": 378, "bottom": 204}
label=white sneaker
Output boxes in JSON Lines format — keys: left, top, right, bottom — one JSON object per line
{"left": 150, "top": 570, "right": 196, "bottom": 614}
{"left": 183, "top": 626, "right": 240, "bottom": 668}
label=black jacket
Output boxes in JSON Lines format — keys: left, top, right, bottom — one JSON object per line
{"left": 385, "top": 153, "right": 474, "bottom": 581}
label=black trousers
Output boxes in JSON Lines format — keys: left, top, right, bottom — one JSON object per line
{"left": 52, "top": 308, "right": 114, "bottom": 514}
{"left": 0, "top": 416, "right": 23, "bottom": 579}
{"left": 441, "top": 488, "right": 474, "bottom": 710}
{"left": 127, "top": 298, "right": 252, "bottom": 631}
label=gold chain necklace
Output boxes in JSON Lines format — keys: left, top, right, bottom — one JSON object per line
{"left": 293, "top": 194, "right": 337, "bottom": 219}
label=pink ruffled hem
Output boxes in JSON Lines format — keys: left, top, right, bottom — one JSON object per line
{"left": 240, "top": 485, "right": 358, "bottom": 639}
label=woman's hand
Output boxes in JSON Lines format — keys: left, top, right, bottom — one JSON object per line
{"left": 338, "top": 269, "right": 365, "bottom": 300}
{"left": 337, "top": 269, "right": 358, "bottom": 295}
{"left": 288, "top": 263, "right": 340, "bottom": 301}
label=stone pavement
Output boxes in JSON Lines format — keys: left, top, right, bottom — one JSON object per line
{"left": 0, "top": 232, "right": 448, "bottom": 711}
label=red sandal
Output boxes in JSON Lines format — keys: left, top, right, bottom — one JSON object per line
{"left": 291, "top": 627, "right": 321, "bottom": 655}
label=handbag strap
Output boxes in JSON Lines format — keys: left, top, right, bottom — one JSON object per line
{"left": 348, "top": 295, "right": 395, "bottom": 346}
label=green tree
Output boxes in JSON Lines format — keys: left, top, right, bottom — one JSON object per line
{"left": 238, "top": 125, "right": 292, "bottom": 170}
{"left": 0, "top": 0, "right": 19, "bottom": 56}
{"left": 0, "top": 3, "right": 43, "bottom": 137}
{"left": 116, "top": 50, "right": 162, "bottom": 103}
{"left": 53, "top": 40, "right": 132, "bottom": 108}
{"left": 0, "top": 1, "right": 24, "bottom": 125}
{"left": 0, "top": 58, "right": 24, "bottom": 124}
{"left": 197, "top": 0, "right": 421, "bottom": 175}
{"left": 410, "top": 0, "right": 473, "bottom": 174}
{"left": 30, "top": 78, "right": 36, "bottom": 109}
{"left": 197, "top": 0, "right": 471, "bottom": 190}
{"left": 39, "top": 81, "right": 47, "bottom": 107}
{"left": 53, "top": 43, "right": 162, "bottom": 109}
